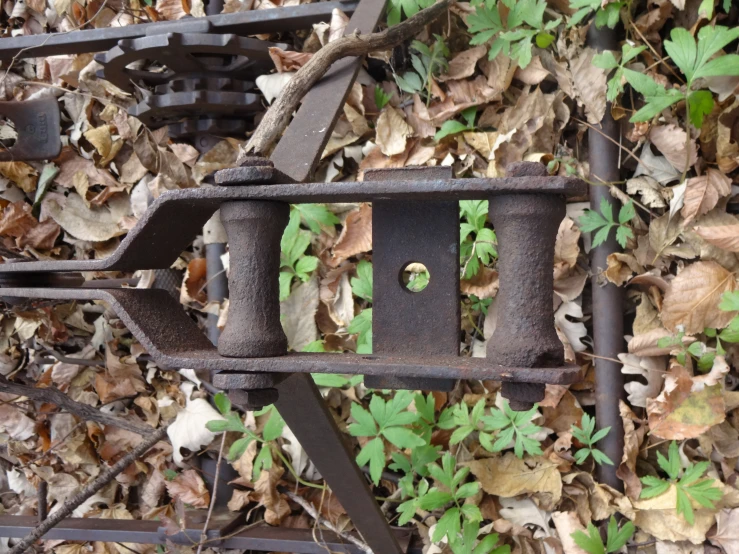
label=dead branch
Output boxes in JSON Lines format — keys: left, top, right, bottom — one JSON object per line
{"left": 0, "top": 377, "right": 154, "bottom": 436}
{"left": 243, "top": 0, "right": 452, "bottom": 157}
{"left": 9, "top": 424, "right": 169, "bottom": 554}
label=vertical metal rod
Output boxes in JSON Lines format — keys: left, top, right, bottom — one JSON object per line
{"left": 275, "top": 373, "right": 405, "bottom": 554}
{"left": 204, "top": 212, "right": 229, "bottom": 345}
{"left": 37, "top": 481, "right": 47, "bottom": 524}
{"left": 587, "top": 24, "right": 625, "bottom": 492}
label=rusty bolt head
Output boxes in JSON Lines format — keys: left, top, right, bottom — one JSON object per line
{"left": 506, "top": 161, "right": 549, "bottom": 177}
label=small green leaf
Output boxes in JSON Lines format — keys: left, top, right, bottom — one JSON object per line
{"left": 374, "top": 85, "right": 392, "bottom": 110}
{"left": 572, "top": 523, "right": 605, "bottom": 554}
{"left": 213, "top": 392, "right": 231, "bottom": 416}
{"left": 435, "top": 120, "right": 472, "bottom": 141}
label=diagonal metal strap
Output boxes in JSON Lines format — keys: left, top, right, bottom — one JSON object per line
{"left": 269, "top": 0, "right": 386, "bottom": 182}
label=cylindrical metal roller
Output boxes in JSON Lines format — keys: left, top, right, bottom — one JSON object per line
{"left": 487, "top": 163, "right": 566, "bottom": 405}
{"left": 218, "top": 200, "right": 289, "bottom": 358}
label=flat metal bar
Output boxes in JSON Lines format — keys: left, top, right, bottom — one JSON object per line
{"left": 0, "top": 176, "right": 585, "bottom": 275}
{"left": 0, "top": 1, "right": 357, "bottom": 60}
{"left": 269, "top": 0, "right": 386, "bottom": 181}
{"left": 275, "top": 373, "right": 406, "bottom": 554}
{"left": 0, "top": 285, "right": 582, "bottom": 383}
{"left": 366, "top": 167, "right": 458, "bottom": 391}
{"left": 0, "top": 516, "right": 414, "bottom": 552}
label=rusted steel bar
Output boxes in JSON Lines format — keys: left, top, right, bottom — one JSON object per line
{"left": 487, "top": 163, "right": 566, "bottom": 409}
{"left": 0, "top": 1, "right": 358, "bottom": 60}
{"left": 268, "top": 0, "right": 387, "bottom": 181}
{"left": 587, "top": 24, "right": 625, "bottom": 492}
{"left": 274, "top": 373, "right": 406, "bottom": 554}
{"left": 0, "top": 515, "right": 416, "bottom": 553}
{"left": 37, "top": 481, "right": 47, "bottom": 524}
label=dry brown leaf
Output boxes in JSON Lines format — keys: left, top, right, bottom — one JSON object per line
{"left": 717, "top": 98, "right": 739, "bottom": 173}
{"left": 552, "top": 511, "right": 588, "bottom": 554}
{"left": 461, "top": 267, "right": 499, "bottom": 299}
{"left": 468, "top": 454, "right": 562, "bottom": 510}
{"left": 710, "top": 509, "right": 739, "bottom": 553}
{"left": 0, "top": 201, "right": 60, "bottom": 250}
{"left": 694, "top": 220, "right": 739, "bottom": 252}
{"left": 650, "top": 125, "right": 698, "bottom": 172}
{"left": 280, "top": 275, "right": 319, "bottom": 352}
{"left": 44, "top": 192, "right": 130, "bottom": 242}
{"left": 605, "top": 252, "right": 644, "bottom": 286}
{"left": 254, "top": 464, "right": 290, "bottom": 525}
{"left": 681, "top": 169, "right": 732, "bottom": 223}
{"left": 438, "top": 45, "right": 487, "bottom": 82}
{"left": 647, "top": 364, "right": 725, "bottom": 440}
{"left": 515, "top": 56, "right": 550, "bottom": 85}
{"left": 626, "top": 175, "right": 668, "bottom": 209}
{"left": 375, "top": 106, "right": 413, "bottom": 157}
{"left": 268, "top": 47, "right": 313, "bottom": 72}
{"left": 660, "top": 261, "right": 736, "bottom": 333}
{"left": 570, "top": 47, "right": 607, "bottom": 125}
{"left": 0, "top": 161, "right": 38, "bottom": 193}
{"left": 331, "top": 203, "right": 372, "bottom": 264}
{"left": 165, "top": 469, "right": 210, "bottom": 508}
{"left": 616, "top": 401, "right": 645, "bottom": 501}
{"left": 634, "top": 484, "right": 717, "bottom": 544}
{"left": 55, "top": 147, "right": 120, "bottom": 189}
{"left": 554, "top": 216, "right": 581, "bottom": 270}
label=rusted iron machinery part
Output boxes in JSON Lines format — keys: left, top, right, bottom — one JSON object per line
{"left": 365, "top": 166, "right": 459, "bottom": 392}
{"left": 155, "top": 76, "right": 255, "bottom": 94}
{"left": 0, "top": 0, "right": 358, "bottom": 60}
{"left": 129, "top": 90, "right": 262, "bottom": 128}
{"left": 166, "top": 118, "right": 248, "bottom": 140}
{"left": 94, "top": 31, "right": 285, "bottom": 92}
{"left": 0, "top": 175, "right": 586, "bottom": 276}
{"left": 0, "top": 97, "right": 61, "bottom": 162}
{"left": 487, "top": 162, "right": 565, "bottom": 409}
{"left": 587, "top": 24, "right": 625, "bottom": 492}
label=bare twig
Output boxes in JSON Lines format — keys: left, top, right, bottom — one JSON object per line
{"left": 281, "top": 488, "right": 372, "bottom": 554}
{"left": 9, "top": 424, "right": 169, "bottom": 554}
{"left": 195, "top": 433, "right": 226, "bottom": 554}
{"left": 0, "top": 376, "right": 154, "bottom": 436}
{"left": 243, "top": 0, "right": 452, "bottom": 157}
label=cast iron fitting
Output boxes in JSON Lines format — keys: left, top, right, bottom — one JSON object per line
{"left": 488, "top": 162, "right": 566, "bottom": 406}
{"left": 218, "top": 200, "right": 289, "bottom": 358}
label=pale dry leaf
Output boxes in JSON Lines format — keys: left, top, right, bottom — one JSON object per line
{"left": 552, "top": 511, "right": 589, "bottom": 554}
{"left": 626, "top": 175, "right": 668, "bottom": 208}
{"left": 280, "top": 274, "right": 319, "bottom": 352}
{"left": 461, "top": 267, "right": 499, "bottom": 299}
{"left": 554, "top": 301, "right": 588, "bottom": 353}
{"left": 682, "top": 169, "right": 732, "bottom": 223}
{"left": 254, "top": 464, "right": 291, "bottom": 525}
{"left": 634, "top": 141, "right": 681, "bottom": 185}
{"left": 438, "top": 45, "right": 487, "bottom": 82}
{"left": 167, "top": 397, "right": 225, "bottom": 466}
{"left": 660, "top": 261, "right": 736, "bottom": 333}
{"left": 694, "top": 219, "right": 739, "bottom": 252}
{"left": 710, "top": 509, "right": 739, "bottom": 554}
{"left": 554, "top": 217, "right": 581, "bottom": 269}
{"left": 256, "top": 72, "right": 294, "bottom": 104}
{"left": 165, "top": 469, "right": 210, "bottom": 508}
{"left": 628, "top": 327, "right": 695, "bottom": 357}
{"left": 605, "top": 252, "right": 644, "bottom": 286}
{"left": 44, "top": 192, "right": 131, "bottom": 242}
{"left": 468, "top": 454, "right": 562, "bottom": 510}
{"left": 650, "top": 125, "right": 698, "bottom": 172}
{"left": 634, "top": 484, "right": 717, "bottom": 544}
{"left": 619, "top": 353, "right": 666, "bottom": 408}
{"left": 375, "top": 106, "right": 413, "bottom": 157}
{"left": 0, "top": 403, "right": 35, "bottom": 440}
{"left": 514, "top": 56, "right": 550, "bottom": 85}
{"left": 647, "top": 364, "right": 725, "bottom": 440}
{"left": 570, "top": 47, "right": 607, "bottom": 125}
{"left": 498, "top": 497, "right": 552, "bottom": 538}
{"left": 0, "top": 161, "right": 38, "bottom": 193}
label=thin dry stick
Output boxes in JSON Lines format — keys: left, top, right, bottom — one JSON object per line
{"left": 195, "top": 432, "right": 226, "bottom": 554}
{"left": 243, "top": 0, "right": 451, "bottom": 157}
{"left": 9, "top": 424, "right": 169, "bottom": 554}
{"left": 282, "top": 489, "right": 372, "bottom": 554}
{"left": 0, "top": 377, "right": 154, "bottom": 436}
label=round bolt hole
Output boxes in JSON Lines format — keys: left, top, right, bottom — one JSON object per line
{"left": 399, "top": 262, "right": 430, "bottom": 292}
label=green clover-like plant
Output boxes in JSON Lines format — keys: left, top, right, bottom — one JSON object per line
{"left": 571, "top": 515, "right": 635, "bottom": 554}
{"left": 571, "top": 413, "right": 613, "bottom": 466}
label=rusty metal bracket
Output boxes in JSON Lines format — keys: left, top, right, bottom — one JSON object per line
{"left": 0, "top": 97, "right": 61, "bottom": 162}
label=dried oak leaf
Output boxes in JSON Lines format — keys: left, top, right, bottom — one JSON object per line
{"left": 0, "top": 161, "right": 38, "bottom": 193}
{"left": 165, "top": 469, "right": 210, "bottom": 508}
{"left": 43, "top": 192, "right": 130, "bottom": 242}
{"left": 569, "top": 47, "right": 607, "bottom": 125}
{"left": 0, "top": 201, "right": 60, "bottom": 250}
{"left": 268, "top": 47, "right": 313, "bottom": 72}
{"left": 660, "top": 260, "right": 736, "bottom": 333}
{"left": 468, "top": 453, "right": 562, "bottom": 510}
{"left": 650, "top": 124, "right": 698, "bottom": 173}
{"left": 647, "top": 364, "right": 725, "bottom": 440}
{"left": 54, "top": 146, "right": 119, "bottom": 189}
{"left": 682, "top": 168, "right": 732, "bottom": 223}
{"left": 375, "top": 106, "right": 413, "bottom": 157}
{"left": 331, "top": 203, "right": 372, "bottom": 265}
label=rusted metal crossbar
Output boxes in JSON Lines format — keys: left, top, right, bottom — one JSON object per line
{"left": 0, "top": 0, "right": 589, "bottom": 549}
